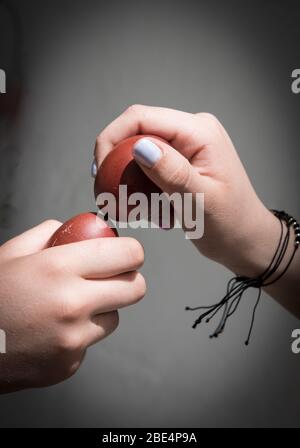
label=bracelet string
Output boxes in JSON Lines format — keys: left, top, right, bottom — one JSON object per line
{"left": 185, "top": 209, "right": 300, "bottom": 345}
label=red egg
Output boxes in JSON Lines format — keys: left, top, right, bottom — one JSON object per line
{"left": 94, "top": 134, "right": 173, "bottom": 226}
{"left": 47, "top": 212, "right": 118, "bottom": 247}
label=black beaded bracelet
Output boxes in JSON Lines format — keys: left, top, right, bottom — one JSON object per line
{"left": 186, "top": 209, "right": 300, "bottom": 345}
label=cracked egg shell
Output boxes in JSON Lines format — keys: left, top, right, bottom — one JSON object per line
{"left": 47, "top": 212, "right": 118, "bottom": 247}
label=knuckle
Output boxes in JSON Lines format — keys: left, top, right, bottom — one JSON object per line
{"left": 125, "top": 104, "right": 144, "bottom": 116}
{"left": 57, "top": 331, "right": 85, "bottom": 353}
{"left": 58, "top": 293, "right": 86, "bottom": 322}
{"left": 195, "top": 112, "right": 222, "bottom": 134}
{"left": 196, "top": 112, "right": 219, "bottom": 124}
{"left": 45, "top": 253, "right": 70, "bottom": 277}
{"left": 166, "top": 159, "right": 192, "bottom": 189}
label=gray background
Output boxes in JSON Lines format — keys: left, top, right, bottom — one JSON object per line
{"left": 0, "top": 0, "right": 300, "bottom": 428}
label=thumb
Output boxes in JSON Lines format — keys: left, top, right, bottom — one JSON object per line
{"left": 132, "top": 137, "right": 201, "bottom": 195}
{"left": 1, "top": 219, "right": 62, "bottom": 259}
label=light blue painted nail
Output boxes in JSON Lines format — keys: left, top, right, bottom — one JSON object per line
{"left": 91, "top": 158, "right": 98, "bottom": 178}
{"left": 133, "top": 138, "right": 162, "bottom": 168}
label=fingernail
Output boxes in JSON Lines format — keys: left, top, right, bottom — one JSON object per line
{"left": 91, "top": 158, "right": 98, "bottom": 178}
{"left": 133, "top": 138, "right": 162, "bottom": 168}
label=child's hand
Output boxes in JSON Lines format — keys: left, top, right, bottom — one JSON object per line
{"left": 94, "top": 105, "right": 279, "bottom": 277}
{"left": 95, "top": 105, "right": 300, "bottom": 317}
{"left": 0, "top": 219, "right": 145, "bottom": 393}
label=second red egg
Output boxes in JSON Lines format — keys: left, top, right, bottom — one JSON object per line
{"left": 47, "top": 212, "right": 118, "bottom": 247}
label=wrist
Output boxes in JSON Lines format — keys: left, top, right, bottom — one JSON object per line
{"left": 224, "top": 205, "right": 282, "bottom": 278}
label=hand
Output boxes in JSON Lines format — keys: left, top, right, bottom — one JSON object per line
{"left": 0, "top": 220, "right": 145, "bottom": 393}
{"left": 94, "top": 105, "right": 300, "bottom": 317}
{"left": 94, "top": 105, "right": 279, "bottom": 277}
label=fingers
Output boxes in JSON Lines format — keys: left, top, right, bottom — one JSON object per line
{"left": 94, "top": 105, "right": 215, "bottom": 166}
{"left": 45, "top": 237, "right": 144, "bottom": 279}
{"left": 55, "top": 270, "right": 145, "bottom": 349}
{"left": 0, "top": 219, "right": 62, "bottom": 259}
{"left": 51, "top": 270, "right": 145, "bottom": 349}
{"left": 82, "top": 271, "right": 146, "bottom": 315}
{"left": 132, "top": 137, "right": 203, "bottom": 195}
